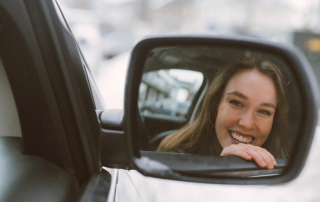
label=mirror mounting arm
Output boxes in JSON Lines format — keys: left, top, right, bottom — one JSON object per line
{"left": 99, "top": 109, "right": 132, "bottom": 169}
{"left": 100, "top": 109, "right": 124, "bottom": 130}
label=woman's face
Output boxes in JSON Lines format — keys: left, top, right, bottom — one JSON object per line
{"left": 215, "top": 69, "right": 277, "bottom": 148}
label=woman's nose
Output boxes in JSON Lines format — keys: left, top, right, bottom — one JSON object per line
{"left": 238, "top": 112, "right": 254, "bottom": 130}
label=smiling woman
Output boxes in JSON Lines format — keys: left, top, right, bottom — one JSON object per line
{"left": 157, "top": 57, "right": 290, "bottom": 169}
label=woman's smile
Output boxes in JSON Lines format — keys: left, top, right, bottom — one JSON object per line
{"left": 229, "top": 130, "right": 255, "bottom": 144}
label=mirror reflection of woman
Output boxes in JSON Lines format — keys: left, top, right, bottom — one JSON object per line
{"left": 157, "top": 57, "right": 289, "bottom": 169}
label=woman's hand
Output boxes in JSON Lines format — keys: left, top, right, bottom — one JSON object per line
{"left": 220, "top": 143, "right": 277, "bottom": 169}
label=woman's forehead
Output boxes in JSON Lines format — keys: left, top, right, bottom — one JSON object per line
{"left": 223, "top": 70, "right": 277, "bottom": 105}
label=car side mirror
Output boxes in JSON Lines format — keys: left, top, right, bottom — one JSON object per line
{"left": 101, "top": 36, "right": 319, "bottom": 185}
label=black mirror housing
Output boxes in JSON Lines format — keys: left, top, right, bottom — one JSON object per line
{"left": 122, "top": 36, "right": 319, "bottom": 184}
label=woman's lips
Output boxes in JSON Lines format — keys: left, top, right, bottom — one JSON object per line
{"left": 229, "top": 130, "right": 255, "bottom": 144}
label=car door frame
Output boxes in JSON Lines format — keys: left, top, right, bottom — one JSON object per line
{"left": 0, "top": 0, "right": 112, "bottom": 201}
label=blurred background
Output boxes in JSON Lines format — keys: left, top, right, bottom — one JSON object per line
{"left": 57, "top": 0, "right": 320, "bottom": 109}
{"left": 56, "top": 1, "right": 320, "bottom": 201}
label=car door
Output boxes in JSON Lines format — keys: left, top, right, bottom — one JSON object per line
{"left": 0, "top": 0, "right": 114, "bottom": 201}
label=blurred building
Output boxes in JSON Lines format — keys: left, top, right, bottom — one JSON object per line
{"left": 58, "top": 0, "right": 320, "bottom": 78}
{"left": 139, "top": 70, "right": 195, "bottom": 105}
{"left": 294, "top": 32, "right": 320, "bottom": 92}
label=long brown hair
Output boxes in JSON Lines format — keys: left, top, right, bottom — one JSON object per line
{"left": 157, "top": 57, "right": 289, "bottom": 158}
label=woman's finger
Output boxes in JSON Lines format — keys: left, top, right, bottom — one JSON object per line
{"left": 254, "top": 149, "right": 274, "bottom": 169}
{"left": 244, "top": 148, "right": 268, "bottom": 168}
{"left": 264, "top": 148, "right": 277, "bottom": 166}
{"left": 244, "top": 145, "right": 275, "bottom": 169}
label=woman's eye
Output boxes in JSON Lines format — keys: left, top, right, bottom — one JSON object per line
{"left": 229, "top": 100, "right": 242, "bottom": 107}
{"left": 259, "top": 110, "right": 271, "bottom": 116}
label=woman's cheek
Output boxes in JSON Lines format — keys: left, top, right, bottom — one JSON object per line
{"left": 215, "top": 104, "right": 237, "bottom": 148}
{"left": 255, "top": 118, "right": 274, "bottom": 146}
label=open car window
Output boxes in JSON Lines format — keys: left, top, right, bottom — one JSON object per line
{"left": 139, "top": 69, "right": 204, "bottom": 120}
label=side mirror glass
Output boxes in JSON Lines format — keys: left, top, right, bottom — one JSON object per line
{"left": 122, "top": 36, "right": 319, "bottom": 184}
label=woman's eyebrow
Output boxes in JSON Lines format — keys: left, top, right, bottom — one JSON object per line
{"left": 226, "top": 91, "right": 247, "bottom": 99}
{"left": 262, "top": 103, "right": 276, "bottom": 109}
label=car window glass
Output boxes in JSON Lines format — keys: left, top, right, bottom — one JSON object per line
{"left": 139, "top": 69, "right": 204, "bottom": 119}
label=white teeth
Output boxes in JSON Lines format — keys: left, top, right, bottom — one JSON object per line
{"left": 230, "top": 131, "right": 253, "bottom": 144}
